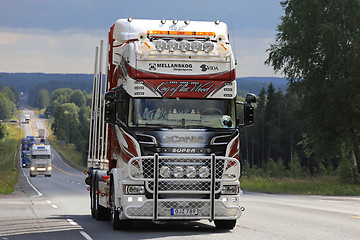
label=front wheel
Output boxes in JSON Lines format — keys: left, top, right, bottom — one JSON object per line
{"left": 214, "top": 220, "right": 237, "bottom": 230}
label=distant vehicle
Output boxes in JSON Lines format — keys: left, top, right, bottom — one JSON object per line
{"left": 21, "top": 138, "right": 31, "bottom": 151}
{"left": 21, "top": 150, "right": 31, "bottom": 168}
{"left": 24, "top": 115, "right": 30, "bottom": 124}
{"left": 38, "top": 129, "right": 45, "bottom": 138}
{"left": 30, "top": 145, "right": 52, "bottom": 177}
{"left": 39, "top": 114, "right": 45, "bottom": 118}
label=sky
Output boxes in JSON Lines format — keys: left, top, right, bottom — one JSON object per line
{"left": 0, "top": 0, "right": 284, "bottom": 77}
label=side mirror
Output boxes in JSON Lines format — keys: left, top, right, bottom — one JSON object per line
{"left": 105, "top": 91, "right": 116, "bottom": 102}
{"left": 245, "top": 93, "right": 256, "bottom": 104}
{"left": 105, "top": 102, "right": 116, "bottom": 124}
{"left": 244, "top": 104, "right": 255, "bottom": 126}
{"left": 236, "top": 93, "right": 256, "bottom": 128}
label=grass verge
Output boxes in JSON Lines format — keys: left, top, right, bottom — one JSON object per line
{"left": 241, "top": 176, "right": 360, "bottom": 196}
{"left": 0, "top": 124, "right": 23, "bottom": 195}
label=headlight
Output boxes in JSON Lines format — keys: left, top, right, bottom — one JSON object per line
{"left": 191, "top": 41, "right": 202, "bottom": 53}
{"left": 155, "top": 40, "right": 166, "bottom": 52}
{"left": 198, "top": 166, "right": 210, "bottom": 178}
{"left": 173, "top": 166, "right": 184, "bottom": 178}
{"left": 167, "top": 39, "right": 178, "bottom": 52}
{"left": 124, "top": 185, "right": 145, "bottom": 195}
{"left": 160, "top": 166, "right": 171, "bottom": 178}
{"left": 30, "top": 167, "right": 35, "bottom": 171}
{"left": 221, "top": 185, "right": 239, "bottom": 195}
{"left": 47, "top": 166, "right": 52, "bottom": 171}
{"left": 203, "top": 41, "right": 214, "bottom": 53}
{"left": 186, "top": 166, "right": 196, "bottom": 178}
{"left": 179, "top": 40, "right": 190, "bottom": 52}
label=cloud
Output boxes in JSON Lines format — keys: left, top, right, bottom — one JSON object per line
{"left": 0, "top": 28, "right": 104, "bottom": 73}
{"left": 231, "top": 34, "right": 281, "bottom": 77}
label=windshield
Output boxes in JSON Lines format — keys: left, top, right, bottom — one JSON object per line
{"left": 129, "top": 98, "right": 236, "bottom": 128}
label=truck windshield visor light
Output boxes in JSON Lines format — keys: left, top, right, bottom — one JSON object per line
{"left": 179, "top": 40, "right": 190, "bottom": 52}
{"left": 203, "top": 41, "right": 214, "bottom": 53}
{"left": 167, "top": 39, "right": 178, "bottom": 52}
{"left": 155, "top": 40, "right": 167, "bottom": 52}
{"left": 191, "top": 41, "right": 202, "bottom": 53}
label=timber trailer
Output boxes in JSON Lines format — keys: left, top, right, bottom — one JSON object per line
{"left": 85, "top": 18, "right": 256, "bottom": 230}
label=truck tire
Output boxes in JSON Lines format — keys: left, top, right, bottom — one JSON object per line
{"left": 214, "top": 220, "right": 237, "bottom": 230}
{"left": 110, "top": 180, "right": 131, "bottom": 230}
{"left": 30, "top": 174, "right": 35, "bottom": 177}
{"left": 95, "top": 177, "right": 109, "bottom": 220}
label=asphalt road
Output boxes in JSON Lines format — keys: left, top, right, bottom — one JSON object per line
{"left": 0, "top": 110, "right": 359, "bottom": 240}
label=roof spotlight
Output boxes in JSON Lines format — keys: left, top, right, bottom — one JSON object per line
{"left": 173, "top": 19, "right": 178, "bottom": 25}
{"left": 203, "top": 41, "right": 214, "bottom": 53}
{"left": 161, "top": 19, "right": 166, "bottom": 24}
{"left": 168, "top": 39, "right": 179, "bottom": 52}
{"left": 179, "top": 40, "right": 190, "bottom": 52}
{"left": 155, "top": 39, "right": 167, "bottom": 52}
{"left": 127, "top": 17, "right": 133, "bottom": 22}
{"left": 191, "top": 41, "right": 202, "bottom": 53}
{"left": 215, "top": 19, "right": 220, "bottom": 25}
{"left": 184, "top": 19, "right": 190, "bottom": 25}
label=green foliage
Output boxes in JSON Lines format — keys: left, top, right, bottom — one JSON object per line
{"left": 35, "top": 89, "right": 50, "bottom": 109}
{"left": 264, "top": 0, "right": 360, "bottom": 178}
{"left": 289, "top": 153, "right": 304, "bottom": 178}
{"left": 0, "top": 92, "right": 15, "bottom": 120}
{"left": 49, "top": 88, "right": 91, "bottom": 160}
{"left": 0, "top": 124, "right": 22, "bottom": 194}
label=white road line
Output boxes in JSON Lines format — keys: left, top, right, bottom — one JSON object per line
{"left": 46, "top": 200, "right": 52, "bottom": 204}
{"left": 80, "top": 231, "right": 93, "bottom": 240}
{"left": 67, "top": 219, "right": 78, "bottom": 226}
{"left": 51, "top": 204, "right": 58, "bottom": 209}
{"left": 21, "top": 165, "right": 42, "bottom": 197}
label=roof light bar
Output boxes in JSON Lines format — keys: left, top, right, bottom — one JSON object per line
{"left": 147, "top": 30, "right": 216, "bottom": 37}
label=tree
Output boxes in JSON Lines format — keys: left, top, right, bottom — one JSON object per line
{"left": 265, "top": 0, "right": 360, "bottom": 174}
{"left": 0, "top": 92, "right": 14, "bottom": 120}
{"left": 35, "top": 89, "right": 50, "bottom": 109}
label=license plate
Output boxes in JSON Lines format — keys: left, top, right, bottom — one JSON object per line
{"left": 171, "top": 208, "right": 198, "bottom": 216}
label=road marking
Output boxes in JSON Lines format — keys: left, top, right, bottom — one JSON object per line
{"left": 20, "top": 164, "right": 43, "bottom": 197}
{"left": 352, "top": 216, "right": 360, "bottom": 219}
{"left": 51, "top": 204, "right": 58, "bottom": 209}
{"left": 67, "top": 219, "right": 78, "bottom": 226}
{"left": 51, "top": 164, "right": 81, "bottom": 177}
{"left": 80, "top": 231, "right": 93, "bottom": 240}
{"left": 47, "top": 200, "right": 52, "bottom": 204}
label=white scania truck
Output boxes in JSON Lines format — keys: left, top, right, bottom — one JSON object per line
{"left": 30, "top": 144, "right": 52, "bottom": 177}
{"left": 85, "top": 18, "right": 256, "bottom": 230}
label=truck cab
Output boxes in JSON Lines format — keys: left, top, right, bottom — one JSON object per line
{"left": 30, "top": 145, "right": 52, "bottom": 177}
{"left": 87, "top": 18, "right": 256, "bottom": 230}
